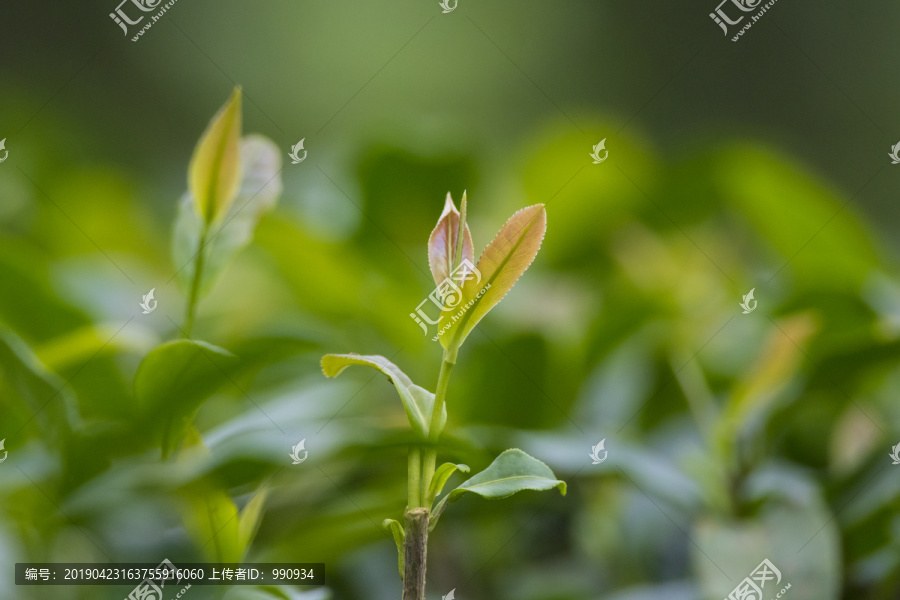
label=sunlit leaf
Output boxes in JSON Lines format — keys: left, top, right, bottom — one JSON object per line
{"left": 321, "top": 353, "right": 446, "bottom": 437}
{"left": 134, "top": 339, "right": 238, "bottom": 456}
{"left": 431, "top": 449, "right": 565, "bottom": 525}
{"left": 173, "top": 135, "right": 283, "bottom": 293}
{"left": 428, "top": 192, "right": 474, "bottom": 288}
{"left": 426, "top": 462, "right": 469, "bottom": 506}
{"left": 189, "top": 87, "right": 243, "bottom": 225}
{"left": 238, "top": 487, "right": 269, "bottom": 555}
{"left": 382, "top": 518, "right": 405, "bottom": 578}
{"left": 178, "top": 427, "right": 243, "bottom": 562}
{"left": 440, "top": 204, "right": 547, "bottom": 351}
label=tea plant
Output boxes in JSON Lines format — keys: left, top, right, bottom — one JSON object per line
{"left": 135, "top": 87, "right": 282, "bottom": 458}
{"left": 132, "top": 88, "right": 280, "bottom": 570}
{"left": 322, "top": 194, "right": 566, "bottom": 600}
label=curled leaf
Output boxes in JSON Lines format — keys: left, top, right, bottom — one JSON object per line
{"left": 426, "top": 462, "right": 470, "bottom": 506}
{"left": 321, "top": 353, "right": 446, "bottom": 437}
{"left": 428, "top": 192, "right": 474, "bottom": 288}
{"left": 439, "top": 204, "right": 547, "bottom": 351}
{"left": 382, "top": 518, "right": 406, "bottom": 579}
{"left": 189, "top": 87, "right": 243, "bottom": 225}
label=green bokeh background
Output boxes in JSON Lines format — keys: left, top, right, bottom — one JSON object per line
{"left": 2, "top": 1, "right": 900, "bottom": 599}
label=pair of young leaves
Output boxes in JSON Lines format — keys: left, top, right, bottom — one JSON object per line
{"left": 427, "top": 192, "right": 547, "bottom": 352}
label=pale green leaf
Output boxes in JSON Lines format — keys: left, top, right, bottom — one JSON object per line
{"left": 428, "top": 192, "right": 474, "bottom": 288}
{"left": 431, "top": 449, "right": 565, "bottom": 527}
{"left": 439, "top": 204, "right": 547, "bottom": 350}
{"left": 426, "top": 462, "right": 469, "bottom": 506}
{"left": 238, "top": 487, "right": 269, "bottom": 556}
{"left": 173, "top": 135, "right": 283, "bottom": 293}
{"left": 382, "top": 518, "right": 405, "bottom": 579}
{"left": 321, "top": 353, "right": 446, "bottom": 437}
{"left": 189, "top": 87, "right": 243, "bottom": 225}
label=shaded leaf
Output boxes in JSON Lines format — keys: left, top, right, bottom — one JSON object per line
{"left": 428, "top": 192, "right": 474, "bottom": 288}
{"left": 426, "top": 462, "right": 470, "bottom": 506}
{"left": 0, "top": 325, "right": 77, "bottom": 443}
{"left": 431, "top": 449, "right": 565, "bottom": 526}
{"left": 189, "top": 88, "right": 243, "bottom": 225}
{"left": 173, "top": 135, "right": 283, "bottom": 293}
{"left": 321, "top": 353, "right": 446, "bottom": 437}
{"left": 134, "top": 340, "right": 238, "bottom": 456}
{"left": 440, "top": 204, "right": 547, "bottom": 351}
{"left": 382, "top": 518, "right": 405, "bottom": 579}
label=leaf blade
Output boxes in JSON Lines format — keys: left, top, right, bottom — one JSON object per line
{"left": 440, "top": 204, "right": 547, "bottom": 350}
{"left": 189, "top": 87, "right": 243, "bottom": 225}
{"left": 428, "top": 192, "right": 474, "bottom": 288}
{"left": 321, "top": 353, "right": 446, "bottom": 437}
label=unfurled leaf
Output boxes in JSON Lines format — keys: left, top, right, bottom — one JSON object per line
{"left": 321, "top": 353, "right": 446, "bottom": 437}
{"left": 173, "top": 135, "right": 283, "bottom": 293}
{"left": 134, "top": 340, "right": 238, "bottom": 456}
{"left": 431, "top": 449, "right": 565, "bottom": 525}
{"left": 238, "top": 487, "right": 269, "bottom": 555}
{"left": 426, "top": 462, "right": 470, "bottom": 505}
{"left": 189, "top": 88, "right": 243, "bottom": 225}
{"left": 439, "top": 204, "right": 547, "bottom": 351}
{"left": 382, "top": 518, "right": 406, "bottom": 578}
{"left": 428, "top": 192, "right": 474, "bottom": 288}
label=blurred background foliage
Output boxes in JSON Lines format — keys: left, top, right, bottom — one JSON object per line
{"left": 2, "top": 1, "right": 900, "bottom": 599}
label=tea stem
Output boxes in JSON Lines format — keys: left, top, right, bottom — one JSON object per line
{"left": 422, "top": 354, "right": 455, "bottom": 503}
{"left": 183, "top": 226, "right": 208, "bottom": 338}
{"left": 408, "top": 447, "right": 422, "bottom": 508}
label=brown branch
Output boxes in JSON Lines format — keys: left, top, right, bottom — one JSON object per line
{"left": 402, "top": 508, "right": 429, "bottom": 600}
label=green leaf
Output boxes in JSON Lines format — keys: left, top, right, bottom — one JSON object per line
{"left": 178, "top": 428, "right": 243, "bottom": 563}
{"left": 189, "top": 87, "right": 243, "bottom": 225}
{"left": 382, "top": 518, "right": 406, "bottom": 579}
{"left": 0, "top": 326, "right": 77, "bottom": 443}
{"left": 320, "top": 353, "right": 446, "bottom": 437}
{"left": 238, "top": 487, "right": 269, "bottom": 556}
{"left": 134, "top": 339, "right": 238, "bottom": 456}
{"left": 173, "top": 135, "right": 283, "bottom": 293}
{"left": 440, "top": 204, "right": 547, "bottom": 351}
{"left": 428, "top": 192, "right": 474, "bottom": 288}
{"left": 432, "top": 449, "right": 565, "bottom": 526}
{"left": 426, "top": 462, "right": 470, "bottom": 506}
